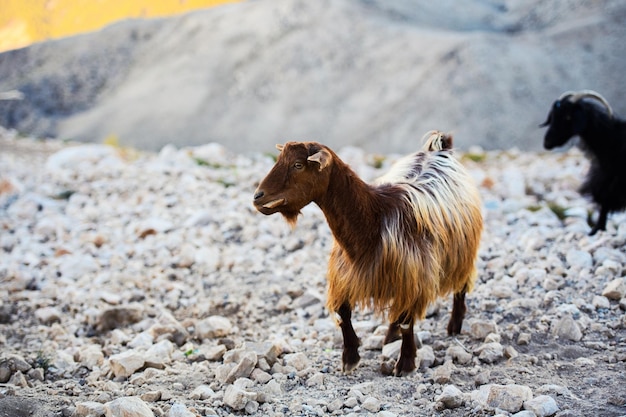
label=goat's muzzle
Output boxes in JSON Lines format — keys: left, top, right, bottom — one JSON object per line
{"left": 253, "top": 189, "right": 286, "bottom": 214}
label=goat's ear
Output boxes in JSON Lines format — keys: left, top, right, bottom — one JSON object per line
{"left": 275, "top": 144, "right": 284, "bottom": 152}
{"left": 307, "top": 149, "right": 332, "bottom": 171}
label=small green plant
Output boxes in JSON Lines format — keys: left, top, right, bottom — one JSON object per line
{"left": 464, "top": 152, "right": 486, "bottom": 163}
{"left": 370, "top": 155, "right": 386, "bottom": 169}
{"left": 34, "top": 350, "right": 51, "bottom": 371}
{"left": 264, "top": 152, "right": 278, "bottom": 162}
{"left": 52, "top": 190, "right": 75, "bottom": 200}
{"left": 548, "top": 203, "right": 568, "bottom": 220}
{"left": 184, "top": 348, "right": 198, "bottom": 357}
{"left": 525, "top": 205, "right": 542, "bottom": 213}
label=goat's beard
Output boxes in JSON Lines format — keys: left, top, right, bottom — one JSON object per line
{"left": 280, "top": 210, "right": 301, "bottom": 229}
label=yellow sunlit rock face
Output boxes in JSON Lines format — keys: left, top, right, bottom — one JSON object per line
{"left": 0, "top": 0, "right": 239, "bottom": 53}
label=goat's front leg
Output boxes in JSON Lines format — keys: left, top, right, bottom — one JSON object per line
{"left": 590, "top": 205, "right": 609, "bottom": 235}
{"left": 394, "top": 317, "right": 417, "bottom": 377}
{"left": 337, "top": 302, "right": 360, "bottom": 373}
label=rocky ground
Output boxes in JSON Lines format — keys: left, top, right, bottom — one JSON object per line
{"left": 0, "top": 127, "right": 625, "bottom": 417}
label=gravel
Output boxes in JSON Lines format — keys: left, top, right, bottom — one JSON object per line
{"left": 1, "top": 127, "right": 625, "bottom": 416}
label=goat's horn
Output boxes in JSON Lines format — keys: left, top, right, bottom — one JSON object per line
{"left": 558, "top": 91, "right": 576, "bottom": 101}
{"left": 569, "top": 90, "right": 614, "bottom": 118}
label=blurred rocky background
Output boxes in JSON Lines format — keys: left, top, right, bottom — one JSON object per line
{"left": 0, "top": 0, "right": 625, "bottom": 153}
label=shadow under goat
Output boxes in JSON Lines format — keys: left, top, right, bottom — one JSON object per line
{"left": 540, "top": 90, "right": 626, "bottom": 235}
{"left": 253, "top": 131, "right": 483, "bottom": 376}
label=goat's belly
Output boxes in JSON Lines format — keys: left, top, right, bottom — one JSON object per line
{"left": 325, "top": 244, "right": 439, "bottom": 321}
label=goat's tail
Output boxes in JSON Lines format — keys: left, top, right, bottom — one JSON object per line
{"left": 422, "top": 130, "right": 453, "bottom": 152}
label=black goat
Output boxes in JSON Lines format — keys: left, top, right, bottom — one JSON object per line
{"left": 540, "top": 90, "right": 626, "bottom": 235}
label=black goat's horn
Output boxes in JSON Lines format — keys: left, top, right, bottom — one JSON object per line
{"left": 557, "top": 91, "right": 576, "bottom": 102}
{"left": 564, "top": 90, "right": 614, "bottom": 118}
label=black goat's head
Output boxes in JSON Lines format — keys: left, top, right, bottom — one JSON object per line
{"left": 540, "top": 90, "right": 614, "bottom": 150}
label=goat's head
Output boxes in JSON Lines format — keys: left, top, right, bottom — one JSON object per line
{"left": 253, "top": 141, "right": 333, "bottom": 226}
{"left": 540, "top": 90, "right": 614, "bottom": 149}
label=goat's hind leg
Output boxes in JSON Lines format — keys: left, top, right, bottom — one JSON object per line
{"left": 447, "top": 284, "right": 468, "bottom": 335}
{"left": 337, "top": 302, "right": 360, "bottom": 373}
{"left": 394, "top": 314, "right": 417, "bottom": 377}
{"left": 589, "top": 205, "right": 609, "bottom": 235}
{"left": 384, "top": 320, "right": 401, "bottom": 345}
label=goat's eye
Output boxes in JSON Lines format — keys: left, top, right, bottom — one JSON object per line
{"left": 294, "top": 162, "right": 304, "bottom": 170}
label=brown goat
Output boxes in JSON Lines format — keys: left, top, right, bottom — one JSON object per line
{"left": 253, "top": 131, "right": 483, "bottom": 376}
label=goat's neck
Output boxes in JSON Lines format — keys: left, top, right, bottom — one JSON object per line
{"left": 314, "top": 162, "right": 382, "bottom": 260}
{"left": 580, "top": 116, "right": 620, "bottom": 168}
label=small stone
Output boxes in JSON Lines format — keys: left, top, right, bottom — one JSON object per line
{"left": 327, "top": 398, "right": 343, "bottom": 412}
{"left": 243, "top": 341, "right": 281, "bottom": 365}
{"left": 190, "top": 384, "right": 214, "bottom": 401}
{"left": 475, "top": 370, "right": 490, "bottom": 386}
{"left": 168, "top": 403, "right": 196, "bottom": 417}
{"left": 34, "top": 306, "right": 62, "bottom": 325}
{"left": 144, "top": 340, "right": 174, "bottom": 369}
{"left": 504, "top": 346, "right": 519, "bottom": 360}
{"left": 437, "top": 384, "right": 464, "bottom": 409}
{"left": 433, "top": 360, "right": 454, "bottom": 384}
{"left": 96, "top": 305, "right": 144, "bottom": 332}
{"left": 362, "top": 335, "right": 385, "bottom": 350}
{"left": 27, "top": 367, "right": 44, "bottom": 381}
{"left": 223, "top": 384, "right": 257, "bottom": 411}
{"left": 565, "top": 249, "right": 592, "bottom": 270}
{"left": 446, "top": 345, "right": 472, "bottom": 365}
{"left": 8, "top": 371, "right": 28, "bottom": 387}
{"left": 244, "top": 401, "right": 259, "bottom": 414}
{"left": 469, "top": 319, "right": 498, "bottom": 340}
{"left": 306, "top": 372, "right": 325, "bottom": 387}
{"left": 344, "top": 397, "right": 359, "bottom": 408}
{"left": 361, "top": 396, "right": 381, "bottom": 412}
{"left": 517, "top": 332, "right": 531, "bottom": 345}
{"left": 203, "top": 344, "right": 227, "bottom": 361}
{"left": 0, "top": 362, "right": 10, "bottom": 383}
{"left": 250, "top": 368, "right": 272, "bottom": 384}
{"left": 592, "top": 295, "right": 611, "bottom": 310}
{"left": 140, "top": 391, "right": 162, "bottom": 402}
{"left": 417, "top": 345, "right": 435, "bottom": 369}
{"left": 552, "top": 316, "right": 582, "bottom": 342}
{"left": 476, "top": 342, "right": 504, "bottom": 364}
{"left": 226, "top": 351, "right": 257, "bottom": 383}
{"left": 75, "top": 401, "right": 106, "bottom": 417}
{"left": 484, "top": 333, "right": 501, "bottom": 343}
{"left": 602, "top": 278, "right": 626, "bottom": 300}
{"left": 471, "top": 384, "right": 533, "bottom": 413}
{"left": 524, "top": 395, "right": 560, "bottom": 417}
{"left": 195, "top": 316, "right": 233, "bottom": 339}
{"left": 283, "top": 352, "right": 310, "bottom": 371}
{"left": 382, "top": 340, "right": 402, "bottom": 359}
{"left": 79, "top": 345, "right": 105, "bottom": 370}
{"left": 108, "top": 351, "right": 146, "bottom": 378}
{"left": 104, "top": 396, "right": 154, "bottom": 417}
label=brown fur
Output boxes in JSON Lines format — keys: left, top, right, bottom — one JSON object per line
{"left": 253, "top": 131, "right": 483, "bottom": 376}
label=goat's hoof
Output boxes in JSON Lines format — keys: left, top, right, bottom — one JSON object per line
{"left": 393, "top": 357, "right": 416, "bottom": 377}
{"left": 342, "top": 351, "right": 360, "bottom": 374}
{"left": 393, "top": 363, "right": 415, "bottom": 377}
{"left": 342, "top": 360, "right": 360, "bottom": 374}
{"left": 447, "top": 321, "right": 462, "bottom": 336}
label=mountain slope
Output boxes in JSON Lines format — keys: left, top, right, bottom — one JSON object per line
{"left": 0, "top": 0, "right": 624, "bottom": 153}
